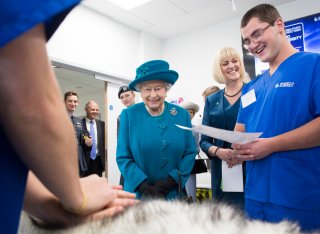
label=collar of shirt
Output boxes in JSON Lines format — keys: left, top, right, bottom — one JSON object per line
{"left": 86, "top": 118, "right": 95, "bottom": 124}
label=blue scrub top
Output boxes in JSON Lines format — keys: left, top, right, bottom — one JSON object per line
{"left": 0, "top": 0, "right": 79, "bottom": 47}
{"left": 237, "top": 52, "right": 320, "bottom": 211}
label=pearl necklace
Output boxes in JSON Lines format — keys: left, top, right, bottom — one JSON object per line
{"left": 145, "top": 104, "right": 165, "bottom": 116}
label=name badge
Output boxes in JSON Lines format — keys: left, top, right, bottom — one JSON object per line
{"left": 241, "top": 89, "right": 256, "bottom": 108}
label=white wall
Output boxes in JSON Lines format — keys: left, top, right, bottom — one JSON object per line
{"left": 163, "top": 18, "right": 242, "bottom": 116}
{"left": 48, "top": 5, "right": 162, "bottom": 79}
{"left": 139, "top": 32, "right": 163, "bottom": 62}
{"left": 106, "top": 83, "right": 122, "bottom": 184}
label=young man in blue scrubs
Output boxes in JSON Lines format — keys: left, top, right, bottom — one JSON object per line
{"left": 232, "top": 4, "right": 320, "bottom": 232}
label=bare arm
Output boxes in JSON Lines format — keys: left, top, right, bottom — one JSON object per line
{"left": 234, "top": 123, "right": 245, "bottom": 132}
{"left": 0, "top": 24, "right": 85, "bottom": 211}
{"left": 0, "top": 24, "right": 115, "bottom": 214}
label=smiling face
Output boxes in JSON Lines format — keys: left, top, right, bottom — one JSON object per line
{"left": 120, "top": 91, "right": 135, "bottom": 107}
{"left": 85, "top": 101, "right": 99, "bottom": 120}
{"left": 139, "top": 80, "right": 167, "bottom": 115}
{"left": 241, "top": 17, "right": 282, "bottom": 64}
{"left": 220, "top": 56, "right": 241, "bottom": 83}
{"left": 65, "top": 95, "right": 78, "bottom": 114}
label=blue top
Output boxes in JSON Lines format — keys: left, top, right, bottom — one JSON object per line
{"left": 237, "top": 52, "right": 320, "bottom": 211}
{"left": 0, "top": 0, "right": 79, "bottom": 47}
{"left": 0, "top": 128, "right": 28, "bottom": 234}
{"left": 117, "top": 101, "right": 197, "bottom": 199}
{"left": 200, "top": 90, "right": 243, "bottom": 198}
{"left": 0, "top": 1, "right": 79, "bottom": 233}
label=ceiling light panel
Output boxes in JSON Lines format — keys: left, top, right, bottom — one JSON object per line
{"left": 108, "top": 0, "right": 152, "bottom": 10}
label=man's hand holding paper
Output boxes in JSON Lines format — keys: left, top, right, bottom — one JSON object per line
{"left": 232, "top": 138, "right": 275, "bottom": 162}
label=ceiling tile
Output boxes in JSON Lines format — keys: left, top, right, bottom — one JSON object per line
{"left": 82, "top": 0, "right": 298, "bottom": 39}
{"left": 170, "top": 0, "right": 219, "bottom": 12}
{"left": 115, "top": 12, "right": 153, "bottom": 30}
{"left": 130, "top": 0, "right": 186, "bottom": 25}
{"left": 81, "top": 0, "right": 124, "bottom": 19}
{"left": 144, "top": 1, "right": 238, "bottom": 38}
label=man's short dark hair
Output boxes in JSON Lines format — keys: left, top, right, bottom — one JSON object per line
{"left": 241, "top": 4, "right": 281, "bottom": 28}
{"left": 64, "top": 91, "right": 78, "bottom": 101}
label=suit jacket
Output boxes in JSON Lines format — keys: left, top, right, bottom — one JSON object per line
{"left": 71, "top": 116, "right": 88, "bottom": 175}
{"left": 199, "top": 90, "right": 244, "bottom": 199}
{"left": 81, "top": 118, "right": 105, "bottom": 168}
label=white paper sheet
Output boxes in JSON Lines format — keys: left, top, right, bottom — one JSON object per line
{"left": 176, "top": 124, "right": 262, "bottom": 144}
{"left": 221, "top": 161, "right": 243, "bottom": 192}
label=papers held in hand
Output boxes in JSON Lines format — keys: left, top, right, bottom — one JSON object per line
{"left": 176, "top": 124, "right": 262, "bottom": 144}
{"left": 176, "top": 124, "right": 262, "bottom": 192}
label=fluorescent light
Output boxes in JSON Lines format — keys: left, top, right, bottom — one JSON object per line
{"left": 109, "top": 0, "right": 151, "bottom": 10}
{"left": 229, "top": 0, "right": 236, "bottom": 11}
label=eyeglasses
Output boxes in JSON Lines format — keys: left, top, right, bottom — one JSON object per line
{"left": 242, "top": 24, "right": 272, "bottom": 50}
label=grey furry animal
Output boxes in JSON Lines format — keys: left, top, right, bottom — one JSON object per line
{"left": 18, "top": 200, "right": 307, "bottom": 234}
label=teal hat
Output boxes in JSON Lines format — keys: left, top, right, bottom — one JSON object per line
{"left": 129, "top": 60, "right": 179, "bottom": 92}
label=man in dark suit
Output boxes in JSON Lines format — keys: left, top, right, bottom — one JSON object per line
{"left": 82, "top": 101, "right": 105, "bottom": 177}
{"left": 64, "top": 91, "right": 88, "bottom": 177}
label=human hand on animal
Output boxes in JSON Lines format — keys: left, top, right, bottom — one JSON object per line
{"left": 90, "top": 184, "right": 139, "bottom": 220}
{"left": 62, "top": 175, "right": 137, "bottom": 217}
{"left": 25, "top": 174, "right": 138, "bottom": 228}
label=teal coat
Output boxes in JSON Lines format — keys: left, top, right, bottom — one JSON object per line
{"left": 117, "top": 101, "right": 197, "bottom": 199}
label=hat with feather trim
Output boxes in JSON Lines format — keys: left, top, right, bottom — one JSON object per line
{"left": 129, "top": 60, "right": 179, "bottom": 92}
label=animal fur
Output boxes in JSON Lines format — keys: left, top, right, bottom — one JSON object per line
{"left": 18, "top": 200, "right": 308, "bottom": 234}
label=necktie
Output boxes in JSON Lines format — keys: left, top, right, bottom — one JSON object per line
{"left": 90, "top": 120, "right": 97, "bottom": 160}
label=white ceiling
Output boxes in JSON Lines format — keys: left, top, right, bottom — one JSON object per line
{"left": 81, "top": 0, "right": 297, "bottom": 39}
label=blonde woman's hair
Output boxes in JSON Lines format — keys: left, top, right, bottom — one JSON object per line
{"left": 212, "top": 47, "right": 250, "bottom": 84}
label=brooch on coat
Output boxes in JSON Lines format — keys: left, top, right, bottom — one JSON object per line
{"left": 170, "top": 107, "right": 177, "bottom": 116}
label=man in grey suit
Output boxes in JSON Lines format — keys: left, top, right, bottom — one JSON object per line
{"left": 64, "top": 91, "right": 88, "bottom": 177}
{"left": 82, "top": 101, "right": 105, "bottom": 177}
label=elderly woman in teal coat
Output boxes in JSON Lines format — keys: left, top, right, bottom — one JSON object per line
{"left": 117, "top": 60, "right": 197, "bottom": 200}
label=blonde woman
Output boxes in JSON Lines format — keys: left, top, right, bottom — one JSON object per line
{"left": 200, "top": 47, "right": 249, "bottom": 209}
